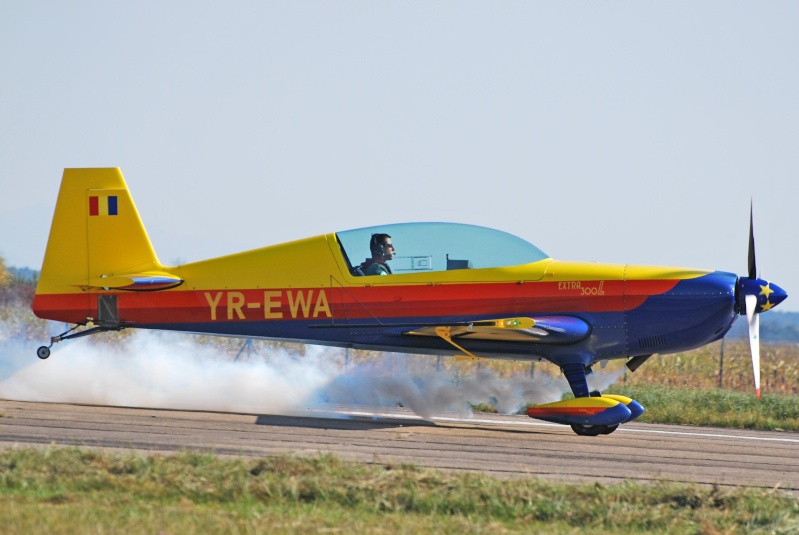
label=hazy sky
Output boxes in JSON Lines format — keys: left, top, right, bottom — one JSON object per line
{"left": 2, "top": 2, "right": 797, "bottom": 310}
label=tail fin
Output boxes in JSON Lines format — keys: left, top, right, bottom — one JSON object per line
{"left": 34, "top": 168, "right": 178, "bottom": 322}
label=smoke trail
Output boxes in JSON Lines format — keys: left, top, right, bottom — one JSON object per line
{"left": 312, "top": 362, "right": 569, "bottom": 418}
{"left": 0, "top": 331, "right": 339, "bottom": 414}
{"left": 587, "top": 366, "right": 627, "bottom": 393}
{"left": 0, "top": 330, "right": 628, "bottom": 418}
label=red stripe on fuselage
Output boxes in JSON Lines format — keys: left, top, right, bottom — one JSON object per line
{"left": 32, "top": 279, "right": 680, "bottom": 326}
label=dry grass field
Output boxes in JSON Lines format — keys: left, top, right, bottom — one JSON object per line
{"left": 340, "top": 339, "right": 799, "bottom": 396}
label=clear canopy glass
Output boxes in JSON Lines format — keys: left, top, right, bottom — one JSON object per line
{"left": 336, "top": 222, "right": 549, "bottom": 275}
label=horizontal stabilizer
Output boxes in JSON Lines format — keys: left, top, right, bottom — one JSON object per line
{"left": 83, "top": 272, "right": 183, "bottom": 291}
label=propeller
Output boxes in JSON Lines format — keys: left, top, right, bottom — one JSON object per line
{"left": 745, "top": 294, "right": 760, "bottom": 399}
{"left": 738, "top": 203, "right": 787, "bottom": 399}
{"left": 748, "top": 203, "right": 756, "bottom": 279}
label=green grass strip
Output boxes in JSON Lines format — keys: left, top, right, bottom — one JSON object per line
{"left": 0, "top": 448, "right": 796, "bottom": 534}
{"left": 604, "top": 385, "right": 799, "bottom": 432}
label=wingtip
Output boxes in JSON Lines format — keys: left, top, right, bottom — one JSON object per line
{"left": 756, "top": 388, "right": 761, "bottom": 400}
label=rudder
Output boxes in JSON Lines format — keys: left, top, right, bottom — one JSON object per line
{"left": 34, "top": 168, "right": 166, "bottom": 321}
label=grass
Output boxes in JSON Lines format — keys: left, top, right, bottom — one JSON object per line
{"left": 0, "top": 447, "right": 797, "bottom": 534}
{"left": 343, "top": 339, "right": 799, "bottom": 396}
{"left": 603, "top": 385, "right": 799, "bottom": 432}
{"left": 618, "top": 340, "right": 799, "bottom": 395}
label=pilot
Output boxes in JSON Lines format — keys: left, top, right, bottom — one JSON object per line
{"left": 359, "top": 233, "right": 395, "bottom": 276}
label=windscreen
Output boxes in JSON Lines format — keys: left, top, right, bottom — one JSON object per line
{"left": 337, "top": 222, "right": 548, "bottom": 275}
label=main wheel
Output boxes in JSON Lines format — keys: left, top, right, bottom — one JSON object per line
{"left": 570, "top": 424, "right": 602, "bottom": 436}
{"left": 36, "top": 346, "right": 51, "bottom": 360}
{"left": 570, "top": 424, "right": 618, "bottom": 436}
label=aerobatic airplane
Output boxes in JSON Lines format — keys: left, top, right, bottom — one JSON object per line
{"left": 32, "top": 168, "right": 788, "bottom": 436}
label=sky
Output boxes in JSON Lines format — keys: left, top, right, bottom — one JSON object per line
{"left": 1, "top": 2, "right": 797, "bottom": 310}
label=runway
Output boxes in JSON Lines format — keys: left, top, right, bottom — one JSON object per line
{"left": 1, "top": 399, "right": 797, "bottom": 490}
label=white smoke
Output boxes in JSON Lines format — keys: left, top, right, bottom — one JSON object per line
{"left": 313, "top": 361, "right": 569, "bottom": 418}
{"left": 0, "top": 332, "right": 338, "bottom": 414}
{"left": 0, "top": 330, "right": 626, "bottom": 418}
{"left": 587, "top": 366, "right": 627, "bottom": 393}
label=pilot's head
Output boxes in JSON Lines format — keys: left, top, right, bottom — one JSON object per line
{"left": 370, "top": 233, "right": 395, "bottom": 261}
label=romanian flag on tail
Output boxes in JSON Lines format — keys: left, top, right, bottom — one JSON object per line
{"left": 89, "top": 195, "right": 118, "bottom": 216}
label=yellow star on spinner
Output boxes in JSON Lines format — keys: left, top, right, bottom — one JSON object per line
{"left": 759, "top": 283, "right": 774, "bottom": 298}
{"left": 761, "top": 300, "right": 775, "bottom": 312}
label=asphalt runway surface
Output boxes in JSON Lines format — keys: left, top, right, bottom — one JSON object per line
{"left": 1, "top": 399, "right": 797, "bottom": 491}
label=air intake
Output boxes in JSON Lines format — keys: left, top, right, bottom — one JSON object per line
{"left": 637, "top": 335, "right": 666, "bottom": 350}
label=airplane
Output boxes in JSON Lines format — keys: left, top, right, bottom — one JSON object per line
{"left": 32, "top": 168, "right": 788, "bottom": 436}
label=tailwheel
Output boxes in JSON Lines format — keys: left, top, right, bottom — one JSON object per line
{"left": 570, "top": 424, "right": 618, "bottom": 436}
{"left": 35, "top": 323, "right": 116, "bottom": 359}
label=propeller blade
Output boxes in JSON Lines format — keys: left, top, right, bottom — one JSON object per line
{"left": 745, "top": 294, "right": 761, "bottom": 399}
{"left": 748, "top": 202, "right": 757, "bottom": 279}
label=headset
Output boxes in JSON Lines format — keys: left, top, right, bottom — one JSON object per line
{"left": 370, "top": 233, "right": 391, "bottom": 258}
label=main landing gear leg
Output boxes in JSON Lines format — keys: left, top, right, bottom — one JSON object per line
{"left": 36, "top": 324, "right": 115, "bottom": 360}
{"left": 561, "top": 363, "right": 618, "bottom": 437}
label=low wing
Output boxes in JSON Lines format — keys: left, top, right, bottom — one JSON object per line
{"left": 406, "top": 316, "right": 591, "bottom": 360}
